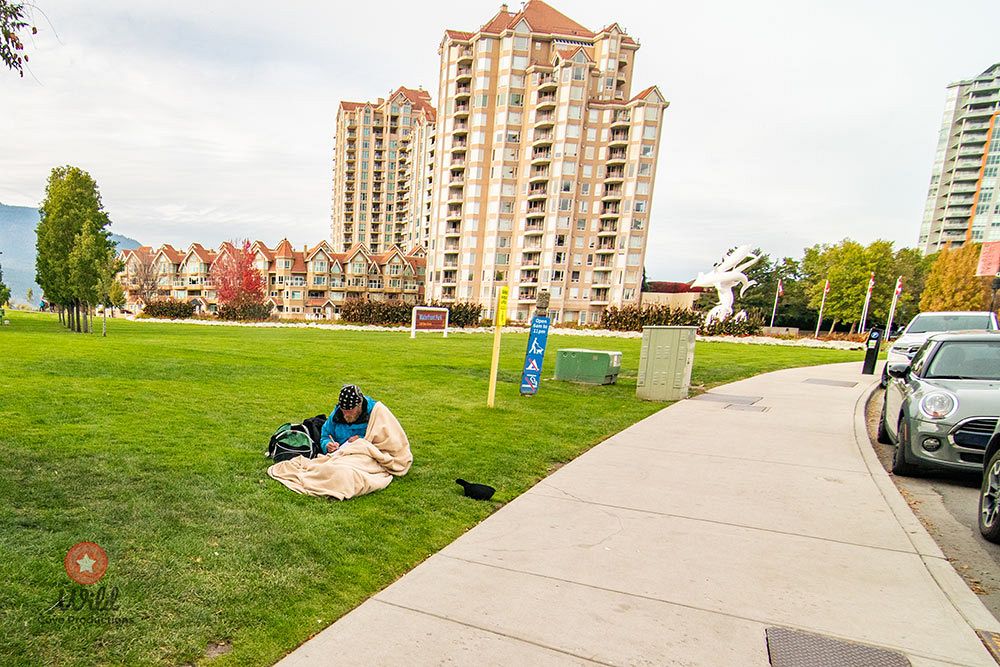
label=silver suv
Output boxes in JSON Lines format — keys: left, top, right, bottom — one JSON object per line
{"left": 883, "top": 311, "right": 998, "bottom": 386}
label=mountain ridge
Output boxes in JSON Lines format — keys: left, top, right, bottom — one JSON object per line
{"left": 0, "top": 203, "right": 141, "bottom": 305}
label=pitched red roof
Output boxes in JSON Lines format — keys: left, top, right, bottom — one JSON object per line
{"left": 159, "top": 244, "right": 184, "bottom": 264}
{"left": 647, "top": 281, "right": 705, "bottom": 294}
{"left": 273, "top": 239, "right": 295, "bottom": 258}
{"left": 632, "top": 85, "right": 658, "bottom": 101}
{"left": 340, "top": 101, "right": 367, "bottom": 111}
{"left": 445, "top": 29, "right": 473, "bottom": 40}
{"left": 291, "top": 251, "right": 307, "bottom": 273}
{"left": 187, "top": 243, "right": 214, "bottom": 263}
{"left": 507, "top": 0, "right": 595, "bottom": 37}
{"left": 306, "top": 299, "right": 331, "bottom": 307}
{"left": 252, "top": 241, "right": 274, "bottom": 261}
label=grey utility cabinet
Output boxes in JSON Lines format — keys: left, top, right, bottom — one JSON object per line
{"left": 636, "top": 326, "right": 697, "bottom": 401}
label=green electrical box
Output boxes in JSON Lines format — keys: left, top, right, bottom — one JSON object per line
{"left": 554, "top": 349, "right": 622, "bottom": 385}
{"left": 636, "top": 326, "right": 697, "bottom": 401}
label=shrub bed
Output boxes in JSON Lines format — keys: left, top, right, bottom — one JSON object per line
{"left": 142, "top": 299, "right": 196, "bottom": 319}
{"left": 602, "top": 304, "right": 763, "bottom": 336}
{"left": 339, "top": 299, "right": 484, "bottom": 328}
{"left": 217, "top": 300, "right": 274, "bottom": 322}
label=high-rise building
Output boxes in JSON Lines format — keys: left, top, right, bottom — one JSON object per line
{"left": 331, "top": 87, "right": 437, "bottom": 254}
{"left": 919, "top": 63, "right": 1000, "bottom": 254}
{"left": 427, "top": 0, "right": 667, "bottom": 324}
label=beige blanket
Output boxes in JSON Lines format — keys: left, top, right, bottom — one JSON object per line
{"left": 267, "top": 402, "right": 412, "bottom": 500}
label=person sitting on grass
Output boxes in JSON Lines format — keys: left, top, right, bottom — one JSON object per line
{"left": 269, "top": 383, "right": 412, "bottom": 501}
{"left": 320, "top": 384, "right": 376, "bottom": 454}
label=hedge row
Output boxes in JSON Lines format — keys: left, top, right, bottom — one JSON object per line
{"left": 339, "top": 299, "right": 484, "bottom": 328}
{"left": 217, "top": 300, "right": 274, "bottom": 322}
{"left": 602, "top": 304, "right": 763, "bottom": 336}
{"left": 142, "top": 299, "right": 197, "bottom": 319}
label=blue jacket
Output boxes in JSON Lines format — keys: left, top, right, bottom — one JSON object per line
{"left": 320, "top": 396, "right": 378, "bottom": 453}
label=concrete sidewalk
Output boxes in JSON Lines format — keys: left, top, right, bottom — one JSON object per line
{"left": 278, "top": 362, "right": 1000, "bottom": 666}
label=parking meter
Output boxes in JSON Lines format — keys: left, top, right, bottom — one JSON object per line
{"left": 862, "top": 327, "right": 883, "bottom": 375}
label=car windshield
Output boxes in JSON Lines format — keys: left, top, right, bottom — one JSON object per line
{"left": 907, "top": 314, "right": 993, "bottom": 334}
{"left": 925, "top": 341, "right": 1000, "bottom": 380}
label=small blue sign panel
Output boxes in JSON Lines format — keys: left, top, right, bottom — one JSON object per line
{"left": 520, "top": 316, "right": 551, "bottom": 396}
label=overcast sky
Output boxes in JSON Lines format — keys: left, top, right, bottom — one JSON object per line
{"left": 2, "top": 0, "right": 999, "bottom": 280}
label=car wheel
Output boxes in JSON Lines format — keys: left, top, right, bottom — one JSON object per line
{"left": 891, "top": 417, "right": 919, "bottom": 476}
{"left": 980, "top": 450, "right": 1000, "bottom": 543}
{"left": 876, "top": 395, "right": 891, "bottom": 444}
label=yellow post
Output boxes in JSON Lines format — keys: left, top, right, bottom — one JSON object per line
{"left": 487, "top": 286, "right": 509, "bottom": 408}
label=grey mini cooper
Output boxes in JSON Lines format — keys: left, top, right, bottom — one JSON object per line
{"left": 878, "top": 331, "right": 1000, "bottom": 476}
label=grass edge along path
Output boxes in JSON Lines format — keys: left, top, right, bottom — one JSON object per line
{"left": 0, "top": 312, "right": 863, "bottom": 666}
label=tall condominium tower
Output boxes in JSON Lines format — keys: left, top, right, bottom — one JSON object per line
{"left": 428, "top": 0, "right": 667, "bottom": 324}
{"left": 919, "top": 63, "right": 1000, "bottom": 254}
{"left": 331, "top": 87, "right": 437, "bottom": 254}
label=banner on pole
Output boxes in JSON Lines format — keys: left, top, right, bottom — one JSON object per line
{"left": 519, "top": 316, "right": 551, "bottom": 396}
{"left": 495, "top": 287, "right": 509, "bottom": 327}
{"left": 977, "top": 242, "right": 1000, "bottom": 277}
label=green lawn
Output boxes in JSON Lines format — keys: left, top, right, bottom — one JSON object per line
{"left": 0, "top": 312, "right": 863, "bottom": 666}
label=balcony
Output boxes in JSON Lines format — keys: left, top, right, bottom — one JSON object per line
{"left": 446, "top": 207, "right": 463, "bottom": 221}
{"left": 531, "top": 148, "right": 552, "bottom": 164}
{"left": 536, "top": 72, "right": 557, "bottom": 91}
{"left": 450, "top": 158, "right": 466, "bottom": 170}
{"left": 611, "top": 111, "right": 631, "bottom": 128}
{"left": 598, "top": 222, "right": 618, "bottom": 235}
{"left": 454, "top": 102, "right": 470, "bottom": 117}
{"left": 537, "top": 91, "right": 557, "bottom": 109}
{"left": 456, "top": 48, "right": 473, "bottom": 63}
{"left": 605, "top": 166, "right": 625, "bottom": 182}
{"left": 602, "top": 186, "right": 623, "bottom": 201}
{"left": 453, "top": 120, "right": 469, "bottom": 133}
{"left": 525, "top": 221, "right": 544, "bottom": 234}
{"left": 534, "top": 111, "right": 555, "bottom": 128}
{"left": 455, "top": 83, "right": 471, "bottom": 98}
{"left": 449, "top": 175, "right": 465, "bottom": 185}
{"left": 528, "top": 167, "right": 550, "bottom": 182}
{"left": 533, "top": 130, "right": 554, "bottom": 145}
{"left": 451, "top": 139, "right": 468, "bottom": 151}
{"left": 607, "top": 148, "right": 627, "bottom": 164}
{"left": 609, "top": 130, "right": 629, "bottom": 146}
{"left": 527, "top": 185, "right": 547, "bottom": 199}
{"left": 447, "top": 189, "right": 464, "bottom": 204}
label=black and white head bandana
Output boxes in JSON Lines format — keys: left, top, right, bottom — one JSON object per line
{"left": 338, "top": 384, "right": 364, "bottom": 411}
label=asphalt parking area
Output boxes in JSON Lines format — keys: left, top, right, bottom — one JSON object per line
{"left": 866, "top": 387, "right": 1000, "bottom": 622}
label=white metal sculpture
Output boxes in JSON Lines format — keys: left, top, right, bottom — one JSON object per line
{"left": 691, "top": 245, "right": 762, "bottom": 325}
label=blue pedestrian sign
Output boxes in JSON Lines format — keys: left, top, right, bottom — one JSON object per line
{"left": 520, "top": 316, "right": 551, "bottom": 396}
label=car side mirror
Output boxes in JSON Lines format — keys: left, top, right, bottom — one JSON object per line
{"left": 887, "top": 362, "right": 910, "bottom": 379}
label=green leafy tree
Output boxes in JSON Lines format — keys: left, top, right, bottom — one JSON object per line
{"left": 36, "top": 165, "right": 115, "bottom": 332}
{"left": 95, "top": 253, "right": 124, "bottom": 336}
{"left": 920, "top": 244, "right": 991, "bottom": 313}
{"left": 1, "top": 0, "right": 36, "bottom": 77}
{"left": 801, "top": 239, "right": 896, "bottom": 332}
{"left": 889, "top": 248, "right": 934, "bottom": 330}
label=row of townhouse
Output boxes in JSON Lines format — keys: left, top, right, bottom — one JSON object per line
{"left": 118, "top": 240, "right": 426, "bottom": 320}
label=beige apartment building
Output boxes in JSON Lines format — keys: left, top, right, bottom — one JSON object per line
{"left": 427, "top": 0, "right": 667, "bottom": 324}
{"left": 919, "top": 63, "right": 1000, "bottom": 254}
{"left": 119, "top": 241, "right": 426, "bottom": 320}
{"left": 331, "top": 87, "right": 437, "bottom": 254}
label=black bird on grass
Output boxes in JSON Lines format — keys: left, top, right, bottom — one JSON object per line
{"left": 456, "top": 478, "right": 495, "bottom": 501}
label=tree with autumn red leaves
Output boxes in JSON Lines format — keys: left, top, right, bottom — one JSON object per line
{"left": 211, "top": 240, "right": 273, "bottom": 321}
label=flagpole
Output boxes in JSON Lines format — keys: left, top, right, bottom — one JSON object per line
{"left": 860, "top": 272, "right": 874, "bottom": 334}
{"left": 769, "top": 280, "right": 781, "bottom": 328}
{"left": 885, "top": 275, "right": 903, "bottom": 336}
{"left": 815, "top": 279, "right": 829, "bottom": 338}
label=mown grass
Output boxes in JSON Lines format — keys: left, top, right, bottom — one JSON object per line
{"left": 0, "top": 312, "right": 863, "bottom": 665}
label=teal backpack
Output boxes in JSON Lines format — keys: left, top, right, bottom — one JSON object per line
{"left": 267, "top": 423, "right": 319, "bottom": 463}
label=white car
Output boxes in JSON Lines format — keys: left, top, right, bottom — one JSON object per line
{"left": 883, "top": 311, "right": 999, "bottom": 386}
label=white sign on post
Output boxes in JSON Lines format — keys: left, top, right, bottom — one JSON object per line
{"left": 411, "top": 306, "right": 449, "bottom": 338}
